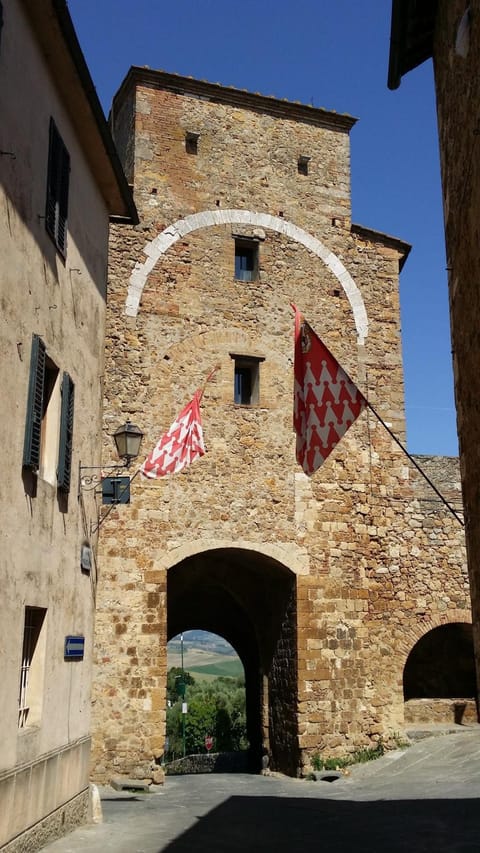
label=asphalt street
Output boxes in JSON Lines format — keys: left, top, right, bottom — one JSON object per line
{"left": 42, "top": 730, "right": 480, "bottom": 853}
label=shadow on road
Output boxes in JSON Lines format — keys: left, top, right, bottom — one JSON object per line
{"left": 161, "top": 795, "right": 480, "bottom": 852}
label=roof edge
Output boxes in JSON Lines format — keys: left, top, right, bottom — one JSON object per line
{"left": 114, "top": 66, "right": 358, "bottom": 133}
{"left": 351, "top": 222, "right": 412, "bottom": 270}
{"left": 52, "top": 0, "right": 138, "bottom": 223}
{"left": 22, "top": 0, "right": 138, "bottom": 223}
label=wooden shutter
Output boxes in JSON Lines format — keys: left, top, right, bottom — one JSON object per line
{"left": 46, "top": 119, "right": 70, "bottom": 255}
{"left": 57, "top": 373, "right": 74, "bottom": 492}
{"left": 23, "top": 335, "right": 46, "bottom": 470}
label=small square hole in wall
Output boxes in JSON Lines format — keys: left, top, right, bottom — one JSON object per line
{"left": 185, "top": 132, "right": 199, "bottom": 154}
{"left": 298, "top": 155, "right": 310, "bottom": 176}
{"left": 234, "top": 239, "right": 259, "bottom": 281}
{"left": 231, "top": 354, "right": 264, "bottom": 405}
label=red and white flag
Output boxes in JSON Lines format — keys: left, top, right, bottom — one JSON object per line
{"left": 293, "top": 306, "right": 367, "bottom": 475}
{"left": 141, "top": 390, "right": 206, "bottom": 478}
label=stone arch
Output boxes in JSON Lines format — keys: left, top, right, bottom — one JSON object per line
{"left": 126, "top": 209, "right": 369, "bottom": 343}
{"left": 157, "top": 539, "right": 309, "bottom": 576}
{"left": 166, "top": 545, "right": 300, "bottom": 775}
{"left": 395, "top": 609, "right": 472, "bottom": 662}
{"left": 403, "top": 622, "right": 476, "bottom": 701}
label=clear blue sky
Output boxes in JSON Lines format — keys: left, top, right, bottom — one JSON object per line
{"left": 68, "top": 0, "right": 457, "bottom": 456}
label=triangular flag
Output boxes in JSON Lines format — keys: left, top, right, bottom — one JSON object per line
{"left": 141, "top": 390, "right": 205, "bottom": 478}
{"left": 293, "top": 305, "right": 367, "bottom": 475}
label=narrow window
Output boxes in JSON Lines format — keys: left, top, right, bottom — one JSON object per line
{"left": 298, "top": 155, "right": 310, "bottom": 176}
{"left": 231, "top": 355, "right": 263, "bottom": 405}
{"left": 57, "top": 372, "right": 75, "bottom": 493}
{"left": 234, "top": 239, "right": 258, "bottom": 282}
{"left": 185, "top": 132, "right": 199, "bottom": 154}
{"left": 0, "top": 3, "right": 4, "bottom": 50}
{"left": 45, "top": 118, "right": 70, "bottom": 255}
{"left": 18, "top": 607, "right": 47, "bottom": 729}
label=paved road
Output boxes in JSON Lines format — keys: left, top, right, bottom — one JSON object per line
{"left": 43, "top": 730, "right": 480, "bottom": 852}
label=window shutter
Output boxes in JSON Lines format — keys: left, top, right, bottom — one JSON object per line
{"left": 46, "top": 119, "right": 70, "bottom": 255}
{"left": 57, "top": 373, "right": 74, "bottom": 492}
{"left": 23, "top": 335, "right": 46, "bottom": 470}
{"left": 57, "top": 143, "right": 70, "bottom": 254}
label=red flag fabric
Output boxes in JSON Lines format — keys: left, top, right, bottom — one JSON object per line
{"left": 141, "top": 390, "right": 206, "bottom": 478}
{"left": 293, "top": 306, "right": 367, "bottom": 475}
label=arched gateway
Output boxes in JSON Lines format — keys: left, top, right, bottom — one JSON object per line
{"left": 90, "top": 69, "right": 471, "bottom": 785}
{"left": 168, "top": 548, "right": 298, "bottom": 774}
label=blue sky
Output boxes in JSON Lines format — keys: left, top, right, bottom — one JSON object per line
{"left": 68, "top": 0, "right": 457, "bottom": 456}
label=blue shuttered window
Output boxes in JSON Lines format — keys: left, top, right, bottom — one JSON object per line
{"left": 45, "top": 119, "right": 70, "bottom": 256}
{"left": 23, "top": 335, "right": 46, "bottom": 470}
{"left": 57, "top": 373, "right": 74, "bottom": 493}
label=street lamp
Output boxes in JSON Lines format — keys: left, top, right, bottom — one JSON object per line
{"left": 181, "top": 632, "right": 187, "bottom": 758}
{"left": 112, "top": 421, "right": 144, "bottom": 466}
{"left": 78, "top": 420, "right": 144, "bottom": 531}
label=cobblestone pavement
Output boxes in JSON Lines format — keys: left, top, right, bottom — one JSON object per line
{"left": 42, "top": 730, "right": 480, "bottom": 853}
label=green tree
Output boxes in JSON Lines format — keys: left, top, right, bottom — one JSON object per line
{"left": 165, "top": 668, "right": 248, "bottom": 759}
{"left": 166, "top": 667, "right": 195, "bottom": 705}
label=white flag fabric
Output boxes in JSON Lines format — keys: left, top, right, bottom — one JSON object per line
{"left": 140, "top": 390, "right": 205, "bottom": 478}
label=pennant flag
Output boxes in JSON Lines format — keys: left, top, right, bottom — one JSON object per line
{"left": 293, "top": 305, "right": 367, "bottom": 475}
{"left": 141, "top": 390, "right": 206, "bottom": 478}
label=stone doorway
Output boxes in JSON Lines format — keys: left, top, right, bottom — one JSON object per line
{"left": 167, "top": 548, "right": 299, "bottom": 775}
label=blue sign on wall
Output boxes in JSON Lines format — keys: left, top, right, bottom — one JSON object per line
{"left": 64, "top": 636, "right": 85, "bottom": 660}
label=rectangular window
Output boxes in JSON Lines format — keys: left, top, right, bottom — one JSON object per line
{"left": 232, "top": 355, "right": 263, "bottom": 405}
{"left": 298, "top": 155, "right": 310, "bottom": 176}
{"left": 23, "top": 335, "right": 74, "bottom": 492}
{"left": 185, "top": 132, "right": 199, "bottom": 154}
{"left": 234, "top": 239, "right": 258, "bottom": 282}
{"left": 18, "top": 607, "right": 47, "bottom": 729}
{"left": 45, "top": 118, "right": 70, "bottom": 255}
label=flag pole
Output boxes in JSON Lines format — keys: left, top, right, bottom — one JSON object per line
{"left": 198, "top": 364, "right": 221, "bottom": 403}
{"left": 365, "top": 401, "right": 464, "bottom": 527}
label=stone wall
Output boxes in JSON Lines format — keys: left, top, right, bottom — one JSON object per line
{"left": 91, "top": 70, "right": 471, "bottom": 782}
{"left": 432, "top": 0, "right": 480, "bottom": 706}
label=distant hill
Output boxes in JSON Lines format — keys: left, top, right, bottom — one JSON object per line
{"left": 167, "top": 630, "right": 242, "bottom": 680}
{"left": 168, "top": 630, "right": 238, "bottom": 656}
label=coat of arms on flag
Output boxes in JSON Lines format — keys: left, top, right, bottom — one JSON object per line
{"left": 293, "top": 305, "right": 366, "bottom": 476}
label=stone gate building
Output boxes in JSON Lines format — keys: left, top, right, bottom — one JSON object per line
{"left": 90, "top": 68, "right": 473, "bottom": 782}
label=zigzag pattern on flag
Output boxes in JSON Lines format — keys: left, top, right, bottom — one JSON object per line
{"left": 293, "top": 305, "right": 367, "bottom": 475}
{"left": 140, "top": 390, "right": 205, "bottom": 478}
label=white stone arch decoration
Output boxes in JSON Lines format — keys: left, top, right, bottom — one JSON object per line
{"left": 154, "top": 538, "right": 310, "bottom": 576}
{"left": 126, "top": 209, "right": 369, "bottom": 343}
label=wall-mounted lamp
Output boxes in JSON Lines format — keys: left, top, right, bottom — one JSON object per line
{"left": 112, "top": 421, "right": 144, "bottom": 466}
{"left": 79, "top": 421, "right": 144, "bottom": 531}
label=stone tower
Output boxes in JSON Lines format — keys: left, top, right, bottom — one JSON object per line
{"left": 90, "top": 69, "right": 471, "bottom": 782}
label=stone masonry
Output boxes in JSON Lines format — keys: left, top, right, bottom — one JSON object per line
{"left": 90, "top": 69, "right": 472, "bottom": 782}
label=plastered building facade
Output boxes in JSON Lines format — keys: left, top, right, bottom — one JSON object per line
{"left": 0, "top": 2, "right": 135, "bottom": 848}
{"left": 91, "top": 68, "right": 473, "bottom": 783}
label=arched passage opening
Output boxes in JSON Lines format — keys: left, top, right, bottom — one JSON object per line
{"left": 403, "top": 623, "right": 478, "bottom": 725}
{"left": 167, "top": 547, "right": 299, "bottom": 775}
{"left": 166, "top": 630, "right": 248, "bottom": 762}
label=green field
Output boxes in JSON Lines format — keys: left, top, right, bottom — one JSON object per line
{"left": 187, "top": 658, "right": 244, "bottom": 679}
